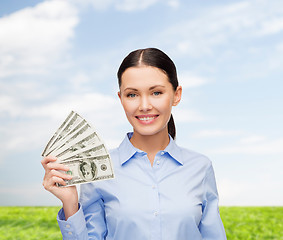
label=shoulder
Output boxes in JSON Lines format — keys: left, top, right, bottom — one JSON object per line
{"left": 109, "top": 147, "right": 120, "bottom": 166}
{"left": 109, "top": 147, "right": 119, "bottom": 156}
{"left": 175, "top": 143, "right": 212, "bottom": 169}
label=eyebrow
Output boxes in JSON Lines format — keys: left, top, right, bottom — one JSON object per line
{"left": 123, "top": 85, "right": 166, "bottom": 91}
{"left": 149, "top": 85, "right": 165, "bottom": 90}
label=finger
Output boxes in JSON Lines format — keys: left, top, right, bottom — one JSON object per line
{"left": 46, "top": 162, "right": 70, "bottom": 172}
{"left": 45, "top": 175, "right": 68, "bottom": 189}
{"left": 43, "top": 168, "right": 72, "bottom": 187}
{"left": 41, "top": 156, "right": 57, "bottom": 169}
{"left": 49, "top": 169, "right": 73, "bottom": 180}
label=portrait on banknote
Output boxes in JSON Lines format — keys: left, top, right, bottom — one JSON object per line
{"left": 79, "top": 160, "right": 97, "bottom": 181}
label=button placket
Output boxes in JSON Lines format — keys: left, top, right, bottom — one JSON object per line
{"left": 150, "top": 156, "right": 162, "bottom": 239}
{"left": 155, "top": 151, "right": 166, "bottom": 167}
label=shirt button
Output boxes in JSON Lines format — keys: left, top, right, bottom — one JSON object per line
{"left": 66, "top": 224, "right": 70, "bottom": 228}
{"left": 68, "top": 232, "right": 73, "bottom": 235}
{"left": 152, "top": 185, "right": 156, "bottom": 189}
{"left": 161, "top": 151, "right": 165, "bottom": 155}
{"left": 156, "top": 160, "right": 160, "bottom": 165}
{"left": 154, "top": 211, "right": 159, "bottom": 216}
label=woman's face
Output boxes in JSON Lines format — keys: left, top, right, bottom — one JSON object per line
{"left": 118, "top": 66, "right": 182, "bottom": 138}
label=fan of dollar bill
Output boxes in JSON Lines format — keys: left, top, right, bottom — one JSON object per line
{"left": 42, "top": 111, "right": 115, "bottom": 186}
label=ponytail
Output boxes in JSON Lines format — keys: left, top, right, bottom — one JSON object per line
{"left": 168, "top": 114, "right": 176, "bottom": 140}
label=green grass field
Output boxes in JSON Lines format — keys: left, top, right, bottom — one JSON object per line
{"left": 0, "top": 206, "right": 282, "bottom": 239}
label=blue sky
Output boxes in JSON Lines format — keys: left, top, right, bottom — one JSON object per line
{"left": 0, "top": 0, "right": 282, "bottom": 206}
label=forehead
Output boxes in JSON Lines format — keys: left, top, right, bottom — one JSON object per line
{"left": 120, "top": 66, "right": 170, "bottom": 89}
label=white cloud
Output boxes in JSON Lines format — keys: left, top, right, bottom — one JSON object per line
{"left": 0, "top": 183, "right": 61, "bottom": 206}
{"left": 0, "top": 92, "right": 125, "bottom": 153}
{"left": 159, "top": 0, "right": 283, "bottom": 57}
{"left": 192, "top": 129, "right": 283, "bottom": 155}
{"left": 27, "top": 93, "right": 121, "bottom": 120}
{"left": 0, "top": 0, "right": 79, "bottom": 77}
{"left": 276, "top": 42, "right": 283, "bottom": 51}
{"left": 178, "top": 71, "right": 209, "bottom": 89}
{"left": 218, "top": 176, "right": 283, "bottom": 206}
{"left": 218, "top": 156, "right": 283, "bottom": 206}
{"left": 69, "top": 72, "right": 91, "bottom": 90}
{"left": 257, "top": 17, "right": 283, "bottom": 36}
{"left": 167, "top": 0, "right": 179, "bottom": 9}
{"left": 211, "top": 138, "right": 283, "bottom": 155}
{"left": 173, "top": 108, "right": 204, "bottom": 123}
{"left": 159, "top": 1, "right": 250, "bottom": 56}
{"left": 0, "top": 120, "right": 52, "bottom": 152}
{"left": 218, "top": 179, "right": 250, "bottom": 206}
{"left": 116, "top": 0, "right": 159, "bottom": 11}
{"left": 193, "top": 129, "right": 243, "bottom": 138}
{"left": 239, "top": 135, "right": 266, "bottom": 144}
{"left": 0, "top": 95, "right": 20, "bottom": 117}
{"left": 74, "top": 0, "right": 113, "bottom": 10}
{"left": 73, "top": 0, "right": 159, "bottom": 11}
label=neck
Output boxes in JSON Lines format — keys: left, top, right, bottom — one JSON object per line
{"left": 130, "top": 129, "right": 170, "bottom": 165}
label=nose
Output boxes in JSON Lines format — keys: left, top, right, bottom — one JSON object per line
{"left": 139, "top": 95, "right": 152, "bottom": 112}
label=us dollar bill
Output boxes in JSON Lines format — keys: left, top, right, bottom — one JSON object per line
{"left": 42, "top": 110, "right": 115, "bottom": 186}
{"left": 47, "top": 113, "right": 84, "bottom": 152}
{"left": 58, "top": 155, "right": 114, "bottom": 186}
{"left": 42, "top": 111, "right": 75, "bottom": 156}
{"left": 42, "top": 112, "right": 85, "bottom": 156}
{"left": 46, "top": 121, "right": 92, "bottom": 156}
{"left": 50, "top": 131, "right": 101, "bottom": 157}
{"left": 58, "top": 144, "right": 108, "bottom": 162}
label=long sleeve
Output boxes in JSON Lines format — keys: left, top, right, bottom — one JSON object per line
{"left": 57, "top": 204, "right": 89, "bottom": 239}
{"left": 199, "top": 163, "right": 227, "bottom": 239}
{"left": 80, "top": 184, "right": 108, "bottom": 239}
{"left": 57, "top": 183, "right": 107, "bottom": 240}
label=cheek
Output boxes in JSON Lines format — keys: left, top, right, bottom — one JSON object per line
{"left": 121, "top": 100, "right": 137, "bottom": 115}
{"left": 152, "top": 97, "right": 173, "bottom": 113}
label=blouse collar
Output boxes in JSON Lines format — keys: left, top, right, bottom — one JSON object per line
{"left": 118, "top": 132, "right": 183, "bottom": 166}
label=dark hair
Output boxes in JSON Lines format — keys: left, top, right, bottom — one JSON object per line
{"left": 117, "top": 48, "right": 179, "bottom": 139}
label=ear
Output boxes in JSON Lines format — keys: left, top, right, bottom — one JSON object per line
{"left": 173, "top": 86, "right": 182, "bottom": 106}
{"left": 118, "top": 91, "right": 121, "bottom": 101}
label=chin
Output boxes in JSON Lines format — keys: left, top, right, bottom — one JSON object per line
{"left": 133, "top": 126, "right": 168, "bottom": 137}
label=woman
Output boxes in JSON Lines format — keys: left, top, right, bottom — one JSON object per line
{"left": 41, "top": 48, "right": 227, "bottom": 239}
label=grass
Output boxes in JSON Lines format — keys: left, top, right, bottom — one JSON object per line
{"left": 0, "top": 206, "right": 282, "bottom": 239}
{"left": 0, "top": 206, "right": 61, "bottom": 240}
{"left": 220, "top": 207, "right": 283, "bottom": 240}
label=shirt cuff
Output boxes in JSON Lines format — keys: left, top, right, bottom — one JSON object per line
{"left": 57, "top": 203, "right": 87, "bottom": 239}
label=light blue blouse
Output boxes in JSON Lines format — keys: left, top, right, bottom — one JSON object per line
{"left": 57, "top": 133, "right": 226, "bottom": 239}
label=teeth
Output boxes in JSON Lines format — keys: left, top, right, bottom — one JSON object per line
{"left": 138, "top": 116, "right": 155, "bottom": 121}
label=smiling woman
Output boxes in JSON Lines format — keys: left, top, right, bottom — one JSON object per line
{"left": 41, "top": 47, "right": 227, "bottom": 240}
{"left": 117, "top": 65, "right": 182, "bottom": 164}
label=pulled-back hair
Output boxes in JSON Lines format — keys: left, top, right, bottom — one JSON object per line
{"left": 117, "top": 48, "right": 179, "bottom": 139}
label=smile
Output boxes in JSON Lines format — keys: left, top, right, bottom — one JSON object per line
{"left": 136, "top": 115, "right": 158, "bottom": 123}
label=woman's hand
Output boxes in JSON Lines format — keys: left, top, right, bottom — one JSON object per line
{"left": 41, "top": 156, "right": 79, "bottom": 219}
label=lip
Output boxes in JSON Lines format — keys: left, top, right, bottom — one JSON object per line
{"left": 135, "top": 114, "right": 159, "bottom": 125}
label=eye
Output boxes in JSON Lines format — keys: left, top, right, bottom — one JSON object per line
{"left": 153, "top": 91, "right": 162, "bottom": 96}
{"left": 127, "top": 93, "right": 137, "bottom": 98}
